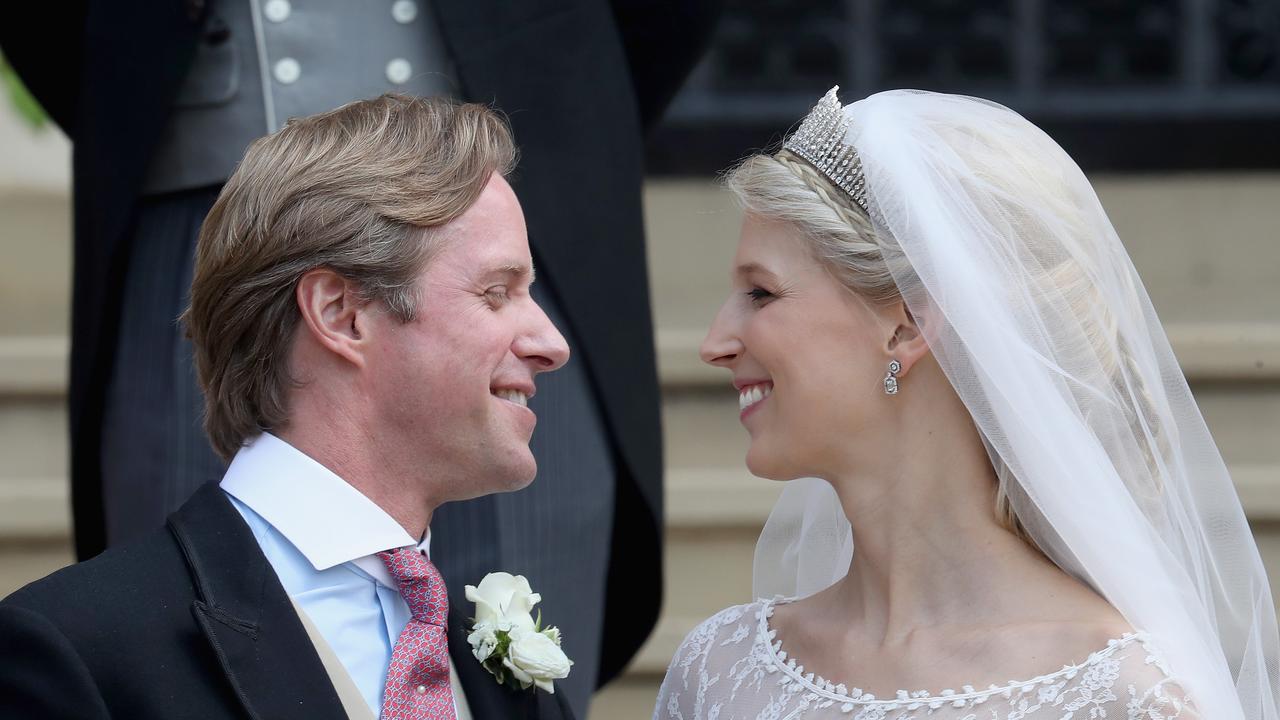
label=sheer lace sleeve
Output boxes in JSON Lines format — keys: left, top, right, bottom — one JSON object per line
{"left": 654, "top": 602, "right": 760, "bottom": 720}
{"left": 1123, "top": 638, "right": 1199, "bottom": 719}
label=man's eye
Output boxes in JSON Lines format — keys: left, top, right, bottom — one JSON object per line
{"left": 746, "top": 287, "right": 774, "bottom": 305}
{"left": 485, "top": 287, "right": 510, "bottom": 305}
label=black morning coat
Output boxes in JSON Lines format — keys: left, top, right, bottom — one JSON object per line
{"left": 0, "top": 482, "right": 576, "bottom": 719}
{"left": 0, "top": 0, "right": 722, "bottom": 689}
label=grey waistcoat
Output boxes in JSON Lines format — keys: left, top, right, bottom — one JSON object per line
{"left": 143, "top": 0, "right": 456, "bottom": 194}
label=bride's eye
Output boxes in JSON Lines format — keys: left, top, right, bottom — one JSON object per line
{"left": 746, "top": 287, "right": 774, "bottom": 306}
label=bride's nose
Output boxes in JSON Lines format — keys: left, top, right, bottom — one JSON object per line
{"left": 700, "top": 303, "right": 744, "bottom": 368}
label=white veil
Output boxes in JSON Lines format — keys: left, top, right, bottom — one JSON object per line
{"left": 751, "top": 89, "right": 1279, "bottom": 719}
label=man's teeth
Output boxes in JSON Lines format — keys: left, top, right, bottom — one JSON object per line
{"left": 738, "top": 383, "right": 773, "bottom": 412}
{"left": 494, "top": 389, "right": 529, "bottom": 407}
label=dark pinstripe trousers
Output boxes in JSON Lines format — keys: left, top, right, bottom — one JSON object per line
{"left": 100, "top": 187, "right": 613, "bottom": 717}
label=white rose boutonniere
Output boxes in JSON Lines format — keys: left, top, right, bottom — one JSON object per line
{"left": 465, "top": 572, "right": 573, "bottom": 694}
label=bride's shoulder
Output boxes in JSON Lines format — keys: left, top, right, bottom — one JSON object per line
{"left": 683, "top": 599, "right": 768, "bottom": 642}
{"left": 669, "top": 599, "right": 772, "bottom": 661}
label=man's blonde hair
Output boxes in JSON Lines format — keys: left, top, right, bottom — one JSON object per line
{"left": 184, "top": 93, "right": 517, "bottom": 460}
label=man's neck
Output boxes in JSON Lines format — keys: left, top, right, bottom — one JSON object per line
{"left": 276, "top": 424, "right": 436, "bottom": 539}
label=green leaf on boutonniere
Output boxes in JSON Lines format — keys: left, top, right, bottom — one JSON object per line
{"left": 476, "top": 628, "right": 531, "bottom": 692}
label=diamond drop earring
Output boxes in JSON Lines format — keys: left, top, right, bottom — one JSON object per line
{"left": 883, "top": 359, "right": 901, "bottom": 395}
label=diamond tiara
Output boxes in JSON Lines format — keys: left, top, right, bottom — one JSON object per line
{"left": 781, "top": 86, "right": 870, "bottom": 214}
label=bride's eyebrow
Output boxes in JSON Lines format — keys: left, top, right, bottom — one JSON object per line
{"left": 734, "top": 262, "right": 779, "bottom": 282}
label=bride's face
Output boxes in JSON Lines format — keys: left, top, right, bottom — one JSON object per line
{"left": 701, "top": 215, "right": 893, "bottom": 480}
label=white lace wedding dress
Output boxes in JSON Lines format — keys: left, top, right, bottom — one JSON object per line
{"left": 655, "top": 598, "right": 1196, "bottom": 720}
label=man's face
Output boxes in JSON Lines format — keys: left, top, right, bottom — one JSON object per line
{"left": 363, "top": 174, "right": 569, "bottom": 501}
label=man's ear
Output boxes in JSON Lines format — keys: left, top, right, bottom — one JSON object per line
{"left": 296, "top": 268, "right": 369, "bottom": 368}
{"left": 884, "top": 300, "right": 930, "bottom": 376}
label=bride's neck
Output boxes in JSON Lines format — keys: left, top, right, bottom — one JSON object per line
{"left": 822, "top": 384, "right": 1064, "bottom": 645}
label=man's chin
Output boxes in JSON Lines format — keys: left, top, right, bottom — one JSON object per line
{"left": 446, "top": 442, "right": 538, "bottom": 500}
{"left": 495, "top": 453, "right": 538, "bottom": 492}
{"left": 448, "top": 460, "right": 535, "bottom": 503}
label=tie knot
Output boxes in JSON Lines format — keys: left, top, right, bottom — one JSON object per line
{"left": 377, "top": 547, "right": 448, "bottom": 626}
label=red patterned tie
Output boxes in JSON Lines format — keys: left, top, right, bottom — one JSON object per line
{"left": 377, "top": 547, "right": 457, "bottom": 720}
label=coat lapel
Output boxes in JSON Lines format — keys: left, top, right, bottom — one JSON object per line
{"left": 447, "top": 605, "right": 575, "bottom": 720}
{"left": 168, "top": 483, "right": 348, "bottom": 720}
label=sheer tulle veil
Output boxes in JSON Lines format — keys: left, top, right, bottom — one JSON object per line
{"left": 750, "top": 89, "right": 1280, "bottom": 719}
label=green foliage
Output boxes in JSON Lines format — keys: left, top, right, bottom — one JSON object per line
{"left": 479, "top": 628, "right": 531, "bottom": 692}
{"left": 1, "top": 52, "right": 48, "bottom": 130}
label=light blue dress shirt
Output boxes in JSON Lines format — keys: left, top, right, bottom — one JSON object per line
{"left": 221, "top": 432, "right": 441, "bottom": 717}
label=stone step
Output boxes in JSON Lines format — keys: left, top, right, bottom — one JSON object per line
{"left": 0, "top": 336, "right": 65, "bottom": 397}
{"left": 590, "top": 675, "right": 666, "bottom": 719}
{"left": 0, "top": 104, "right": 70, "bottom": 193}
{"left": 0, "top": 193, "right": 70, "bottom": 338}
{"left": 0, "top": 395, "right": 64, "bottom": 479}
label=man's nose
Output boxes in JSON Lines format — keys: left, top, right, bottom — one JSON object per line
{"left": 517, "top": 300, "right": 570, "bottom": 373}
{"left": 700, "top": 300, "right": 744, "bottom": 368}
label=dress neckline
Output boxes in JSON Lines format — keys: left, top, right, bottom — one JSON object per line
{"left": 755, "top": 596, "right": 1146, "bottom": 708}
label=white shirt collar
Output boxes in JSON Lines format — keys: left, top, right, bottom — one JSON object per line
{"left": 221, "top": 432, "right": 426, "bottom": 577}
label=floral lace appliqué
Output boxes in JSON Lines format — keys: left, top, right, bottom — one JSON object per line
{"left": 654, "top": 598, "right": 1196, "bottom": 720}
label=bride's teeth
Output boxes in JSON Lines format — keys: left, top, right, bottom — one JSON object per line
{"left": 738, "top": 383, "right": 773, "bottom": 412}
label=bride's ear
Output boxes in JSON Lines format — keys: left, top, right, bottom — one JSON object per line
{"left": 884, "top": 300, "right": 929, "bottom": 377}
